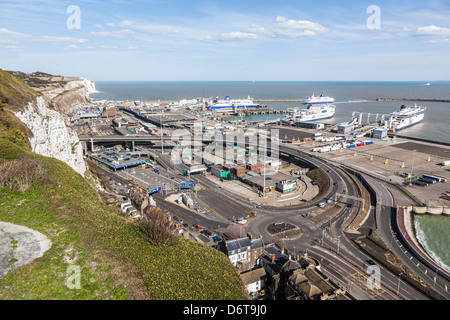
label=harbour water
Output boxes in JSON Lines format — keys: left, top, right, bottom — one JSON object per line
{"left": 92, "top": 81, "right": 450, "bottom": 143}
{"left": 414, "top": 215, "right": 450, "bottom": 273}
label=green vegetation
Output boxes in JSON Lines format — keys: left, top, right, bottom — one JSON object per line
{"left": 0, "top": 155, "right": 246, "bottom": 299}
{"left": 307, "top": 167, "right": 330, "bottom": 200}
{"left": 0, "top": 69, "right": 38, "bottom": 112}
{"left": 0, "top": 71, "right": 246, "bottom": 300}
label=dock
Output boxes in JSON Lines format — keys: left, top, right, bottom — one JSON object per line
{"left": 376, "top": 98, "right": 450, "bottom": 103}
{"left": 230, "top": 108, "right": 287, "bottom": 116}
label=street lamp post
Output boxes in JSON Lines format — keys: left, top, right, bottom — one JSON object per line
{"left": 435, "top": 269, "right": 439, "bottom": 288}
{"left": 160, "top": 114, "right": 164, "bottom": 154}
{"left": 397, "top": 273, "right": 403, "bottom": 296}
{"left": 410, "top": 150, "right": 416, "bottom": 185}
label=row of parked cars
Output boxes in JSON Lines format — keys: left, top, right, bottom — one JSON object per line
{"left": 200, "top": 229, "right": 222, "bottom": 242}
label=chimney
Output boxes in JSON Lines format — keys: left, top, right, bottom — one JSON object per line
{"left": 271, "top": 254, "right": 275, "bottom": 263}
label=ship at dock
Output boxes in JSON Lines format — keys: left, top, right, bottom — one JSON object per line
{"left": 282, "top": 93, "right": 336, "bottom": 123}
{"left": 384, "top": 104, "right": 427, "bottom": 131}
{"left": 304, "top": 93, "right": 335, "bottom": 105}
{"left": 207, "top": 96, "right": 260, "bottom": 112}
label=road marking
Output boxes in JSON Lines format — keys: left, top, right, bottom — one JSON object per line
{"left": 345, "top": 272, "right": 385, "bottom": 298}
{"left": 196, "top": 195, "right": 228, "bottom": 223}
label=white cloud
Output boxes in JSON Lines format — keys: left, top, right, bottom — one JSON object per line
{"left": 249, "top": 23, "right": 267, "bottom": 34}
{"left": 200, "top": 31, "right": 257, "bottom": 42}
{"left": 32, "top": 36, "right": 89, "bottom": 44}
{"left": 271, "top": 16, "right": 328, "bottom": 37}
{"left": 0, "top": 28, "right": 26, "bottom": 44}
{"left": 0, "top": 44, "right": 21, "bottom": 52}
{"left": 106, "top": 22, "right": 115, "bottom": 27}
{"left": 416, "top": 25, "right": 450, "bottom": 43}
{"left": 417, "top": 25, "right": 450, "bottom": 36}
{"left": 219, "top": 31, "right": 257, "bottom": 41}
{"left": 0, "top": 28, "right": 88, "bottom": 44}
{"left": 119, "top": 20, "right": 133, "bottom": 27}
{"left": 199, "top": 16, "right": 328, "bottom": 42}
{"left": 90, "top": 29, "right": 135, "bottom": 38}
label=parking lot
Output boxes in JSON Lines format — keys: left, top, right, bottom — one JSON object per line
{"left": 297, "top": 138, "right": 450, "bottom": 206}
{"left": 117, "top": 166, "right": 178, "bottom": 192}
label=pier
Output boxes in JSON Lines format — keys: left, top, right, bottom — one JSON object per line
{"left": 230, "top": 108, "right": 287, "bottom": 116}
{"left": 254, "top": 99, "right": 306, "bottom": 103}
{"left": 376, "top": 98, "right": 450, "bottom": 103}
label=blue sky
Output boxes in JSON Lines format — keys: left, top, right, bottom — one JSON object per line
{"left": 1, "top": 0, "right": 450, "bottom": 81}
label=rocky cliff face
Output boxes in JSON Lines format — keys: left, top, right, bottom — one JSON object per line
{"left": 6, "top": 71, "right": 98, "bottom": 177}
{"left": 13, "top": 96, "right": 87, "bottom": 176}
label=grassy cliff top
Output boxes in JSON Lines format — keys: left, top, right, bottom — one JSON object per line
{"left": 0, "top": 68, "right": 38, "bottom": 112}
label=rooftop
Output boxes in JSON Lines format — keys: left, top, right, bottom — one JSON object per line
{"left": 239, "top": 267, "right": 267, "bottom": 286}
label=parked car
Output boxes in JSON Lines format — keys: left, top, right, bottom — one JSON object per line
{"left": 367, "top": 259, "right": 376, "bottom": 266}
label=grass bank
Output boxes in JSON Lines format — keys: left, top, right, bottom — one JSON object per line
{"left": 307, "top": 167, "right": 330, "bottom": 201}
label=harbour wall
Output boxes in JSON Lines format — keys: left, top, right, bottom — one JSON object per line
{"left": 411, "top": 206, "right": 450, "bottom": 217}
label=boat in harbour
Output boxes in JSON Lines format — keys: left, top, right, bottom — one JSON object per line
{"left": 305, "top": 93, "right": 335, "bottom": 105}
{"left": 207, "top": 96, "right": 260, "bottom": 112}
{"left": 283, "top": 93, "right": 336, "bottom": 123}
{"left": 290, "top": 104, "right": 336, "bottom": 122}
{"left": 385, "top": 104, "right": 427, "bottom": 131}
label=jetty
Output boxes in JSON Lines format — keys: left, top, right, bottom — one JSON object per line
{"left": 376, "top": 98, "right": 450, "bottom": 103}
{"left": 254, "top": 99, "right": 306, "bottom": 103}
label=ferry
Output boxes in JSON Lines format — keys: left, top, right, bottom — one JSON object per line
{"left": 283, "top": 93, "right": 336, "bottom": 122}
{"left": 291, "top": 104, "right": 336, "bottom": 122}
{"left": 386, "top": 104, "right": 427, "bottom": 131}
{"left": 305, "top": 93, "right": 335, "bottom": 105}
{"left": 207, "top": 96, "right": 260, "bottom": 111}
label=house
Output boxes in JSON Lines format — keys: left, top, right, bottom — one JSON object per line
{"left": 259, "top": 244, "right": 301, "bottom": 299}
{"left": 239, "top": 267, "right": 267, "bottom": 296}
{"left": 285, "top": 254, "right": 353, "bottom": 300}
{"left": 220, "top": 236, "right": 265, "bottom": 273}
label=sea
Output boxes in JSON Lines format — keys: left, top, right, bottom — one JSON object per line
{"left": 91, "top": 81, "right": 450, "bottom": 270}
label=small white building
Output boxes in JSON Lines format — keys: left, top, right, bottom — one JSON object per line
{"left": 240, "top": 267, "right": 267, "bottom": 295}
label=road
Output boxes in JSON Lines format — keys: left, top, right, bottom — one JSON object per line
{"left": 367, "top": 175, "right": 450, "bottom": 299}
{"left": 91, "top": 134, "right": 448, "bottom": 300}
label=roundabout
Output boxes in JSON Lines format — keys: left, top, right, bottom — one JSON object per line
{"left": 266, "top": 222, "right": 302, "bottom": 240}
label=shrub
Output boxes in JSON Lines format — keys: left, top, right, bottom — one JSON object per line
{"left": 139, "top": 206, "right": 179, "bottom": 247}
{"left": 0, "top": 154, "right": 49, "bottom": 192}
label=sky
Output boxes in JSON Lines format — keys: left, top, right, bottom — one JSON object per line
{"left": 0, "top": 0, "right": 450, "bottom": 81}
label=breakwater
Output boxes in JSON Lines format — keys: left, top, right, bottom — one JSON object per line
{"left": 376, "top": 98, "right": 450, "bottom": 103}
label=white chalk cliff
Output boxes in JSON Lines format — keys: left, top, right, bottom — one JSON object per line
{"left": 13, "top": 78, "right": 97, "bottom": 177}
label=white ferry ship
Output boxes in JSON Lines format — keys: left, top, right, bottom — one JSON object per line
{"left": 290, "top": 104, "right": 336, "bottom": 122}
{"left": 207, "top": 96, "right": 260, "bottom": 111}
{"left": 386, "top": 104, "right": 427, "bottom": 131}
{"left": 305, "top": 93, "right": 335, "bottom": 105}
{"left": 283, "top": 93, "right": 336, "bottom": 123}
